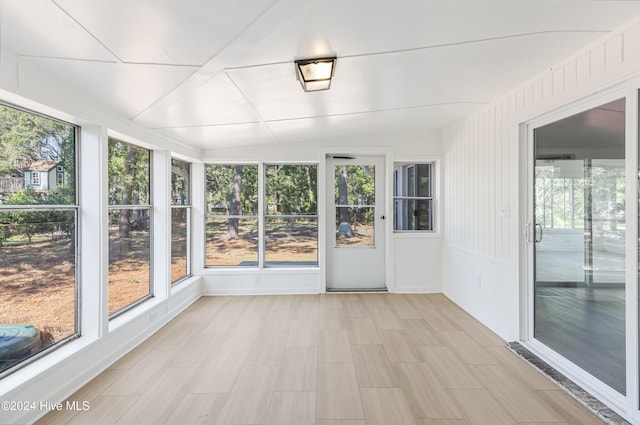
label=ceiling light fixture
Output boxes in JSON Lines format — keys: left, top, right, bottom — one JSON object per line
{"left": 295, "top": 57, "right": 336, "bottom": 92}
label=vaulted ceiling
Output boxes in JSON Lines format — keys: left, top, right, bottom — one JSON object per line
{"left": 3, "top": 0, "right": 640, "bottom": 150}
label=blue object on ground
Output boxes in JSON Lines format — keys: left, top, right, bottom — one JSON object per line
{"left": 0, "top": 324, "right": 41, "bottom": 360}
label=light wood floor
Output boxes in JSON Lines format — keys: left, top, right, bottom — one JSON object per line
{"left": 36, "top": 294, "right": 605, "bottom": 425}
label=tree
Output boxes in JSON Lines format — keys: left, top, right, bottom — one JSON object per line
{"left": 0, "top": 104, "right": 76, "bottom": 250}
{"left": 0, "top": 104, "right": 74, "bottom": 180}
{"left": 334, "top": 165, "right": 375, "bottom": 226}
{"left": 107, "top": 139, "right": 150, "bottom": 239}
{"left": 206, "top": 164, "right": 258, "bottom": 239}
{"left": 228, "top": 165, "right": 242, "bottom": 238}
{"left": 337, "top": 166, "right": 349, "bottom": 223}
{"left": 264, "top": 164, "right": 317, "bottom": 215}
{"left": 171, "top": 159, "right": 190, "bottom": 205}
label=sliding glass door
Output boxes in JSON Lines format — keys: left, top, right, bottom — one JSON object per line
{"left": 533, "top": 98, "right": 626, "bottom": 394}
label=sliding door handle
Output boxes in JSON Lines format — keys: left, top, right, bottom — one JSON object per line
{"left": 535, "top": 223, "right": 543, "bottom": 243}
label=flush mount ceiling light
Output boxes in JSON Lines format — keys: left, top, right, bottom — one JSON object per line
{"left": 295, "top": 57, "right": 336, "bottom": 92}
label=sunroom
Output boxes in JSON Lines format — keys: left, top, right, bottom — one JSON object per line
{"left": 3, "top": 1, "right": 640, "bottom": 424}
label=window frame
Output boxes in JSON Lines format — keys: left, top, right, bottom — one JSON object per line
{"left": 204, "top": 162, "right": 320, "bottom": 269}
{"left": 393, "top": 161, "right": 436, "bottom": 233}
{"left": 107, "top": 138, "right": 153, "bottom": 319}
{"left": 31, "top": 171, "right": 40, "bottom": 186}
{"left": 0, "top": 103, "right": 80, "bottom": 377}
{"left": 263, "top": 162, "right": 319, "bottom": 268}
{"left": 171, "top": 158, "right": 192, "bottom": 284}
{"left": 204, "top": 163, "right": 259, "bottom": 268}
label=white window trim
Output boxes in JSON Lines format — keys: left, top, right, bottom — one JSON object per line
{"left": 204, "top": 162, "right": 320, "bottom": 269}
{"left": 392, "top": 160, "right": 440, "bottom": 234}
{"left": 106, "top": 138, "right": 154, "bottom": 319}
{"left": 171, "top": 158, "right": 192, "bottom": 284}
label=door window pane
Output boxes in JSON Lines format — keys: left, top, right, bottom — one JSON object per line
{"left": 534, "top": 97, "right": 625, "bottom": 394}
{"left": 335, "top": 165, "right": 375, "bottom": 247}
{"left": 335, "top": 207, "right": 375, "bottom": 247}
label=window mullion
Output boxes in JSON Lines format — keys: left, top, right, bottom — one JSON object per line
{"left": 259, "top": 162, "right": 265, "bottom": 268}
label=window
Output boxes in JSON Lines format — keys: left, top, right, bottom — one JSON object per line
{"left": 57, "top": 172, "right": 64, "bottom": 185}
{"left": 265, "top": 164, "right": 318, "bottom": 266}
{"left": 205, "top": 164, "right": 258, "bottom": 266}
{"left": 107, "top": 138, "right": 151, "bottom": 316}
{"left": 0, "top": 103, "right": 78, "bottom": 375}
{"left": 31, "top": 172, "right": 40, "bottom": 186}
{"left": 171, "top": 158, "right": 191, "bottom": 283}
{"left": 393, "top": 162, "right": 435, "bottom": 231}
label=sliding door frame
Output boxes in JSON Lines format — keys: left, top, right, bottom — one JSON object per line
{"left": 519, "top": 80, "right": 639, "bottom": 422}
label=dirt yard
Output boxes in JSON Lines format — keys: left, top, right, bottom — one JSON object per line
{"left": 0, "top": 219, "right": 368, "bottom": 351}
{"left": 0, "top": 229, "right": 163, "bottom": 341}
{"left": 0, "top": 237, "right": 76, "bottom": 343}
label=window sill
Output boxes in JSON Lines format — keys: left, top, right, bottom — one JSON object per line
{"left": 201, "top": 266, "right": 320, "bottom": 275}
{"left": 0, "top": 335, "right": 95, "bottom": 396}
{"left": 108, "top": 295, "right": 160, "bottom": 333}
{"left": 393, "top": 231, "right": 442, "bottom": 239}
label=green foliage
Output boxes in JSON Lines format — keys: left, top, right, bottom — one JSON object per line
{"left": 0, "top": 104, "right": 75, "bottom": 179}
{"left": 0, "top": 105, "right": 76, "bottom": 246}
{"left": 206, "top": 164, "right": 258, "bottom": 215}
{"left": 265, "top": 165, "right": 317, "bottom": 215}
{"left": 1, "top": 189, "right": 73, "bottom": 245}
{"left": 334, "top": 165, "right": 375, "bottom": 205}
{"left": 171, "top": 159, "right": 190, "bottom": 205}
{"left": 108, "top": 139, "right": 150, "bottom": 205}
{"left": 535, "top": 161, "right": 625, "bottom": 229}
{"left": 206, "top": 164, "right": 319, "bottom": 217}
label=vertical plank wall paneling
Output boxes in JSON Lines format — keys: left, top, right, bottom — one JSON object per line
{"left": 442, "top": 16, "right": 640, "bottom": 341}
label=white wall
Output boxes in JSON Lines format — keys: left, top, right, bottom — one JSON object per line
{"left": 442, "top": 15, "right": 640, "bottom": 341}
{"left": 201, "top": 134, "right": 443, "bottom": 295}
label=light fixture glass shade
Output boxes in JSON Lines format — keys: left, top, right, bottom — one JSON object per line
{"left": 295, "top": 57, "right": 336, "bottom": 92}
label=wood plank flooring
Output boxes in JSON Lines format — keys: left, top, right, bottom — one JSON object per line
{"left": 35, "top": 294, "right": 605, "bottom": 425}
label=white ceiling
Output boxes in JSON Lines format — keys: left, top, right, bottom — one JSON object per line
{"left": 3, "top": 0, "right": 640, "bottom": 150}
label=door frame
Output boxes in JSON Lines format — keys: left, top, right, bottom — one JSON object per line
{"left": 321, "top": 148, "right": 393, "bottom": 293}
{"left": 519, "top": 81, "right": 638, "bottom": 419}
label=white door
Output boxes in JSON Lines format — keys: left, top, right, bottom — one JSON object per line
{"left": 327, "top": 155, "right": 386, "bottom": 290}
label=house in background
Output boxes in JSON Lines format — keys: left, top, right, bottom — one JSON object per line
{"left": 22, "top": 160, "right": 66, "bottom": 192}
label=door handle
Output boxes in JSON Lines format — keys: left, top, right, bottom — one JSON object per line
{"left": 380, "top": 215, "right": 385, "bottom": 220}
{"left": 535, "top": 223, "right": 543, "bottom": 243}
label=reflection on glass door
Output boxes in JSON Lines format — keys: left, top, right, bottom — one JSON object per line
{"left": 533, "top": 98, "right": 626, "bottom": 394}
